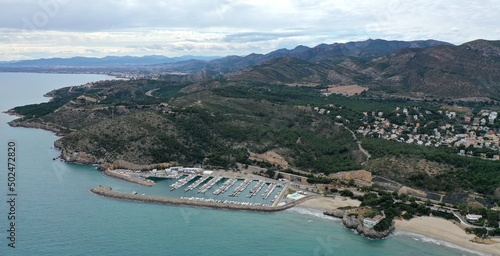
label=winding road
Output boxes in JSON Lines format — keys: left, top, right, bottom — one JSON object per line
{"left": 145, "top": 88, "right": 159, "bottom": 97}
{"left": 336, "top": 123, "right": 371, "bottom": 162}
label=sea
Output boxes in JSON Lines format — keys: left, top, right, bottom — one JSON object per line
{"left": 0, "top": 72, "right": 488, "bottom": 256}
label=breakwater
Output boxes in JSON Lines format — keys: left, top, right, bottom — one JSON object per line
{"left": 90, "top": 186, "right": 318, "bottom": 212}
{"left": 103, "top": 169, "right": 155, "bottom": 186}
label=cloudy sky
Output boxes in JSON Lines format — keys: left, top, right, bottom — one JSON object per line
{"left": 0, "top": 0, "right": 499, "bottom": 60}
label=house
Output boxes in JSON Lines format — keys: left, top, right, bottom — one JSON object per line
{"left": 466, "top": 214, "right": 482, "bottom": 222}
{"left": 489, "top": 111, "right": 497, "bottom": 124}
{"left": 480, "top": 118, "right": 487, "bottom": 126}
{"left": 363, "top": 215, "right": 383, "bottom": 228}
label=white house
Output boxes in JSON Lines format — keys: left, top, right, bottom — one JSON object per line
{"left": 466, "top": 214, "right": 482, "bottom": 222}
{"left": 363, "top": 215, "right": 383, "bottom": 228}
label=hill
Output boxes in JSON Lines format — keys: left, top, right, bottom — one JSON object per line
{"left": 194, "top": 39, "right": 451, "bottom": 72}
{"left": 7, "top": 39, "right": 500, "bottom": 205}
{"left": 226, "top": 40, "right": 500, "bottom": 99}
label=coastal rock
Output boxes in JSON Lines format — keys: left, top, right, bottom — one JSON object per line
{"left": 356, "top": 224, "right": 395, "bottom": 239}
{"left": 323, "top": 211, "right": 394, "bottom": 239}
{"left": 342, "top": 215, "right": 361, "bottom": 229}
{"left": 61, "top": 148, "right": 98, "bottom": 165}
{"left": 324, "top": 209, "right": 345, "bottom": 218}
{"left": 54, "top": 139, "right": 63, "bottom": 149}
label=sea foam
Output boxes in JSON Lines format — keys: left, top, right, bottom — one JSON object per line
{"left": 286, "top": 207, "right": 342, "bottom": 222}
{"left": 394, "top": 231, "right": 491, "bottom": 256}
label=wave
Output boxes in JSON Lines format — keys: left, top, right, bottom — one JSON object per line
{"left": 285, "top": 207, "right": 341, "bottom": 222}
{"left": 394, "top": 231, "right": 491, "bottom": 256}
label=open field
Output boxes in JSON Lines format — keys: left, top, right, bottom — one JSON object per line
{"left": 325, "top": 85, "right": 368, "bottom": 96}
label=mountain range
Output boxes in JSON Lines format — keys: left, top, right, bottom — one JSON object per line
{"left": 0, "top": 55, "right": 218, "bottom": 67}
{"left": 225, "top": 39, "right": 500, "bottom": 99}
{"left": 2, "top": 38, "right": 500, "bottom": 99}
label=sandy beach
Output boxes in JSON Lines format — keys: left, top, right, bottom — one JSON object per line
{"left": 297, "top": 197, "right": 500, "bottom": 255}
{"left": 395, "top": 216, "right": 500, "bottom": 255}
{"left": 296, "top": 196, "right": 361, "bottom": 212}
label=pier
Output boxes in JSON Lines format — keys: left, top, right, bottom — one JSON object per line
{"left": 248, "top": 180, "right": 266, "bottom": 198}
{"left": 262, "top": 183, "right": 277, "bottom": 200}
{"left": 184, "top": 176, "right": 210, "bottom": 192}
{"left": 198, "top": 177, "right": 222, "bottom": 193}
{"left": 213, "top": 178, "right": 237, "bottom": 195}
{"left": 170, "top": 174, "right": 197, "bottom": 191}
{"left": 229, "top": 179, "right": 252, "bottom": 197}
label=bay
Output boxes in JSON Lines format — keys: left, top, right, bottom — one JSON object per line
{"left": 0, "top": 72, "right": 483, "bottom": 255}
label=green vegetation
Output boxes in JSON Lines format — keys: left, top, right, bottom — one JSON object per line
{"left": 362, "top": 138, "right": 500, "bottom": 195}
{"left": 13, "top": 95, "right": 73, "bottom": 118}
{"left": 9, "top": 70, "right": 500, "bottom": 203}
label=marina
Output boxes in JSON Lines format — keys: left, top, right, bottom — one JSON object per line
{"left": 105, "top": 168, "right": 289, "bottom": 206}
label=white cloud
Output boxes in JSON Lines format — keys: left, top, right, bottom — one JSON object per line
{"left": 0, "top": 0, "right": 499, "bottom": 60}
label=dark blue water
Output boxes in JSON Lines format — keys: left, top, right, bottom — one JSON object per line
{"left": 0, "top": 73, "right": 484, "bottom": 255}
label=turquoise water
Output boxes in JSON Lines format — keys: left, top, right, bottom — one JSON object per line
{"left": 0, "top": 73, "right": 486, "bottom": 256}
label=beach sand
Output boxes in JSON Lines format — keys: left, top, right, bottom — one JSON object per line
{"left": 297, "top": 196, "right": 361, "bottom": 212}
{"left": 298, "top": 198, "right": 500, "bottom": 255}
{"left": 395, "top": 216, "right": 500, "bottom": 255}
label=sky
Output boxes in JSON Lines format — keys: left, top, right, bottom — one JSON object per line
{"left": 0, "top": 0, "right": 499, "bottom": 60}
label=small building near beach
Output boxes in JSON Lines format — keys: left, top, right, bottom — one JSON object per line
{"left": 465, "top": 214, "right": 482, "bottom": 222}
{"left": 363, "top": 215, "right": 383, "bottom": 228}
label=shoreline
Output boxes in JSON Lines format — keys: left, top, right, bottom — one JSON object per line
{"left": 395, "top": 217, "right": 500, "bottom": 256}
{"left": 90, "top": 185, "right": 319, "bottom": 212}
{"left": 297, "top": 197, "right": 499, "bottom": 255}
{"left": 5, "top": 92, "right": 499, "bottom": 255}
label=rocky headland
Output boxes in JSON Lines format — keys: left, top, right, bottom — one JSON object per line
{"left": 324, "top": 209, "right": 394, "bottom": 239}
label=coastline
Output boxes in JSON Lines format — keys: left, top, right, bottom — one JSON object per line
{"left": 90, "top": 185, "right": 319, "bottom": 212}
{"left": 4, "top": 83, "right": 499, "bottom": 255}
{"left": 297, "top": 197, "right": 499, "bottom": 255}
{"left": 395, "top": 217, "right": 500, "bottom": 256}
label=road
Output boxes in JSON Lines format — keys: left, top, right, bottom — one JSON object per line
{"left": 145, "top": 88, "right": 159, "bottom": 97}
{"left": 336, "top": 123, "right": 371, "bottom": 162}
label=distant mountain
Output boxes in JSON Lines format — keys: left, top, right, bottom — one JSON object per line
{"left": 226, "top": 39, "right": 500, "bottom": 99}
{"left": 0, "top": 55, "right": 219, "bottom": 67}
{"left": 198, "top": 39, "right": 452, "bottom": 72}
{"left": 0, "top": 39, "right": 451, "bottom": 73}
{"left": 369, "top": 39, "right": 500, "bottom": 98}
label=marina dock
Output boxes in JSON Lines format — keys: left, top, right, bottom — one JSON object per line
{"left": 229, "top": 179, "right": 252, "bottom": 197}
{"left": 184, "top": 176, "right": 210, "bottom": 192}
{"left": 248, "top": 180, "right": 266, "bottom": 198}
{"left": 213, "top": 178, "right": 237, "bottom": 195}
{"left": 91, "top": 186, "right": 319, "bottom": 212}
{"left": 198, "top": 177, "right": 222, "bottom": 193}
{"left": 170, "top": 174, "right": 197, "bottom": 191}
